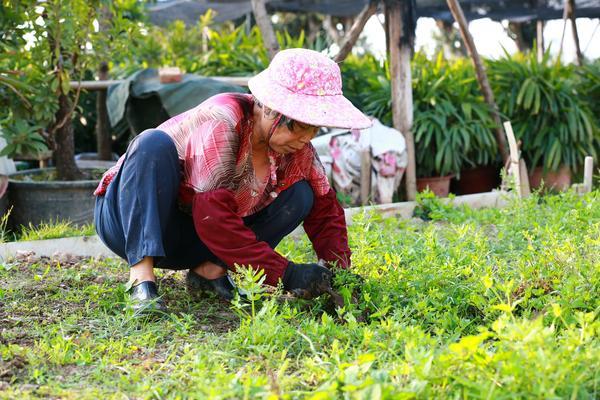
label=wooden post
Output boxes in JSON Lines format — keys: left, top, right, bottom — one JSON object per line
{"left": 503, "top": 121, "right": 530, "bottom": 197}
{"left": 250, "top": 0, "right": 279, "bottom": 60}
{"left": 333, "top": 1, "right": 378, "bottom": 63}
{"left": 446, "top": 0, "right": 509, "bottom": 163}
{"left": 583, "top": 156, "right": 594, "bottom": 193}
{"left": 96, "top": 62, "right": 112, "bottom": 161}
{"left": 360, "top": 147, "right": 371, "bottom": 205}
{"left": 386, "top": 0, "right": 417, "bottom": 201}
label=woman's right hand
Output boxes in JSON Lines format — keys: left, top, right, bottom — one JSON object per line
{"left": 282, "top": 262, "right": 333, "bottom": 299}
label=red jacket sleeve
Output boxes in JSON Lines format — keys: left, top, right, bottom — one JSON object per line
{"left": 192, "top": 189, "right": 289, "bottom": 286}
{"left": 303, "top": 188, "right": 351, "bottom": 269}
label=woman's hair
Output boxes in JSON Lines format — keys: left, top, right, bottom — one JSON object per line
{"left": 253, "top": 96, "right": 296, "bottom": 130}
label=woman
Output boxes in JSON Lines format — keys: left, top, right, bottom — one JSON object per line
{"left": 94, "top": 48, "right": 371, "bottom": 313}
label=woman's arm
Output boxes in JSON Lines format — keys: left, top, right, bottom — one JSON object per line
{"left": 302, "top": 147, "right": 352, "bottom": 268}
{"left": 303, "top": 188, "right": 351, "bottom": 269}
{"left": 192, "top": 189, "right": 289, "bottom": 286}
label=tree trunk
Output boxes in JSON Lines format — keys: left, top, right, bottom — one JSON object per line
{"left": 508, "top": 22, "right": 531, "bottom": 52}
{"left": 334, "top": 1, "right": 378, "bottom": 63}
{"left": 96, "top": 62, "right": 112, "bottom": 160}
{"left": 250, "top": 0, "right": 279, "bottom": 60}
{"left": 386, "top": 0, "right": 417, "bottom": 200}
{"left": 54, "top": 93, "right": 83, "bottom": 180}
{"left": 446, "top": 0, "right": 509, "bottom": 162}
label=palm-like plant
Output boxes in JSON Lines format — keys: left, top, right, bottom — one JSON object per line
{"left": 412, "top": 53, "right": 497, "bottom": 177}
{"left": 340, "top": 54, "right": 392, "bottom": 125}
{"left": 341, "top": 52, "right": 498, "bottom": 178}
{"left": 488, "top": 50, "right": 598, "bottom": 172}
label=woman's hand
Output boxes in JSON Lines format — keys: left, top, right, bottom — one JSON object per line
{"left": 283, "top": 262, "right": 333, "bottom": 299}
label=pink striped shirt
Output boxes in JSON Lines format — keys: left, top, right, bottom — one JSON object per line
{"left": 95, "top": 93, "right": 330, "bottom": 217}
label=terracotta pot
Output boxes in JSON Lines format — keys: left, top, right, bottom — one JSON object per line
{"left": 416, "top": 175, "right": 453, "bottom": 197}
{"left": 452, "top": 165, "right": 501, "bottom": 195}
{"left": 529, "top": 165, "right": 571, "bottom": 191}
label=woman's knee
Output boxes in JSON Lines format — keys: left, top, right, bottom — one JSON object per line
{"left": 128, "top": 129, "right": 178, "bottom": 165}
{"left": 282, "top": 180, "right": 314, "bottom": 221}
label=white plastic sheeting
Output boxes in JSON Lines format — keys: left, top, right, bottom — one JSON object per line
{"left": 312, "top": 119, "right": 407, "bottom": 205}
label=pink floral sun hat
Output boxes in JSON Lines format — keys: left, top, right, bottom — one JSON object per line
{"left": 248, "top": 48, "right": 372, "bottom": 130}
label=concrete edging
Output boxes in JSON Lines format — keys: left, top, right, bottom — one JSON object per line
{"left": 0, "top": 191, "right": 510, "bottom": 261}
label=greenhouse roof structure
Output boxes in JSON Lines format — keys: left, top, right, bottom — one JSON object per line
{"left": 148, "top": 0, "right": 600, "bottom": 26}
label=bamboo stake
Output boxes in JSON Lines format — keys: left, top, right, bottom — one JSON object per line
{"left": 583, "top": 156, "right": 594, "bottom": 193}
{"left": 360, "top": 147, "right": 371, "bottom": 205}
{"left": 70, "top": 76, "right": 250, "bottom": 90}
{"left": 536, "top": 20, "right": 544, "bottom": 62}
{"left": 503, "top": 121, "right": 530, "bottom": 197}
{"left": 333, "top": 1, "right": 378, "bottom": 63}
{"left": 446, "top": 0, "right": 509, "bottom": 162}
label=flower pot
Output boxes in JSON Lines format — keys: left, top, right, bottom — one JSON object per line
{"left": 8, "top": 168, "right": 100, "bottom": 229}
{"left": 416, "top": 175, "right": 453, "bottom": 197}
{"left": 452, "top": 165, "right": 501, "bottom": 195}
{"left": 0, "top": 194, "right": 8, "bottom": 221}
{"left": 529, "top": 165, "right": 571, "bottom": 191}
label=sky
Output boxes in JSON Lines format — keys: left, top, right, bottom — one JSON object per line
{"left": 362, "top": 15, "right": 600, "bottom": 63}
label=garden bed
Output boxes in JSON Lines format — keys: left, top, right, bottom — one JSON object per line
{"left": 0, "top": 190, "right": 599, "bottom": 398}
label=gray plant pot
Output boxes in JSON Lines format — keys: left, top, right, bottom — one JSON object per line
{"left": 8, "top": 168, "right": 100, "bottom": 229}
{"left": 0, "top": 194, "right": 8, "bottom": 221}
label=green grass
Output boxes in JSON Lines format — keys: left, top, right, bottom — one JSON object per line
{"left": 1, "top": 190, "right": 599, "bottom": 399}
{"left": 0, "top": 218, "right": 95, "bottom": 243}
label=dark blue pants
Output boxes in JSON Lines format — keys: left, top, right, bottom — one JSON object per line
{"left": 94, "top": 129, "right": 314, "bottom": 270}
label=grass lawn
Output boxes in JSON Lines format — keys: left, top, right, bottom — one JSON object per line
{"left": 1, "top": 191, "right": 599, "bottom": 399}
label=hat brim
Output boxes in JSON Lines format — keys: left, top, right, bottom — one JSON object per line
{"left": 248, "top": 70, "right": 372, "bottom": 130}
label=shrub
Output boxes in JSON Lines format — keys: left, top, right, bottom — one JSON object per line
{"left": 488, "top": 50, "right": 599, "bottom": 172}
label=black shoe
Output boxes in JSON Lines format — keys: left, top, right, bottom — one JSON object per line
{"left": 127, "top": 280, "right": 167, "bottom": 315}
{"left": 186, "top": 271, "right": 245, "bottom": 302}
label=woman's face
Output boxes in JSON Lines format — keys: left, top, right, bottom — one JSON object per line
{"left": 268, "top": 120, "right": 319, "bottom": 155}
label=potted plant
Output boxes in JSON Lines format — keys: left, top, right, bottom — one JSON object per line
{"left": 443, "top": 57, "right": 501, "bottom": 195}
{"left": 488, "top": 50, "right": 599, "bottom": 191}
{"left": 412, "top": 53, "right": 498, "bottom": 197}
{"left": 1, "top": 0, "right": 140, "bottom": 229}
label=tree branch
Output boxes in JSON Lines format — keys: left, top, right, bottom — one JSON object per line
{"left": 333, "top": 1, "right": 378, "bottom": 63}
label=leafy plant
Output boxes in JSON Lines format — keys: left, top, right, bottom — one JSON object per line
{"left": 413, "top": 52, "right": 497, "bottom": 177}
{"left": 577, "top": 58, "right": 600, "bottom": 152}
{"left": 0, "top": 120, "right": 47, "bottom": 158}
{"left": 1, "top": 0, "right": 142, "bottom": 180}
{"left": 341, "top": 54, "right": 391, "bottom": 124}
{"left": 342, "top": 52, "right": 498, "bottom": 178}
{"left": 488, "top": 49, "right": 599, "bottom": 172}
